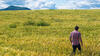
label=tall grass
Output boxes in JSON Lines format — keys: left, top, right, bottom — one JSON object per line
{"left": 0, "top": 10, "right": 100, "bottom": 56}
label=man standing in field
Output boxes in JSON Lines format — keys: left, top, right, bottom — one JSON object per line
{"left": 70, "top": 26, "right": 83, "bottom": 56}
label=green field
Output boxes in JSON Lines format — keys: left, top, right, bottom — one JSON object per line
{"left": 0, "top": 10, "right": 100, "bottom": 56}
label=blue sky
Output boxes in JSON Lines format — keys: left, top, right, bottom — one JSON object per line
{"left": 0, "top": 0, "right": 100, "bottom": 9}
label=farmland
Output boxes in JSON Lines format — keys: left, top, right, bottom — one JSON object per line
{"left": 0, "top": 10, "right": 100, "bottom": 56}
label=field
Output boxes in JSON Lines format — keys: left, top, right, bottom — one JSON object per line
{"left": 0, "top": 10, "right": 100, "bottom": 56}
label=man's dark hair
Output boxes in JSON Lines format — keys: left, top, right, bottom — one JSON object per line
{"left": 75, "top": 26, "right": 79, "bottom": 30}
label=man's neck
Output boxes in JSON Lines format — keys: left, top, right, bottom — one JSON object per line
{"left": 74, "top": 30, "right": 78, "bottom": 31}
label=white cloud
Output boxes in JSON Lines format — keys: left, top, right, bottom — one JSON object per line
{"left": 25, "top": 0, "right": 56, "bottom": 9}
{"left": 56, "top": 0, "right": 100, "bottom": 9}
{"left": 97, "top": 0, "right": 100, "bottom": 1}
{"left": 0, "top": 0, "right": 56, "bottom": 9}
{"left": 0, "top": 0, "right": 9, "bottom": 9}
{"left": 56, "top": 0, "right": 92, "bottom": 9}
{"left": 0, "top": 0, "right": 100, "bottom": 9}
{"left": 91, "top": 7, "right": 100, "bottom": 9}
{"left": 57, "top": 6, "right": 69, "bottom": 9}
{"left": 76, "top": 1, "right": 91, "bottom": 6}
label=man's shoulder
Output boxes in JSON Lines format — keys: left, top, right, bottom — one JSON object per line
{"left": 77, "top": 32, "right": 81, "bottom": 34}
{"left": 71, "top": 31, "right": 74, "bottom": 34}
{"left": 71, "top": 31, "right": 81, "bottom": 34}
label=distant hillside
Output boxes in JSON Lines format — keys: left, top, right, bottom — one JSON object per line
{"left": 0, "top": 6, "right": 30, "bottom": 11}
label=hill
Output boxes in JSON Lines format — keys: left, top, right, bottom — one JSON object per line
{"left": 0, "top": 6, "right": 30, "bottom": 11}
{"left": 0, "top": 10, "right": 100, "bottom": 56}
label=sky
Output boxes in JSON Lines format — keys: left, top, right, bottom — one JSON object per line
{"left": 0, "top": 0, "right": 100, "bottom": 9}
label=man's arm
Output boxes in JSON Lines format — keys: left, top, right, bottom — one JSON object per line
{"left": 79, "top": 33, "right": 83, "bottom": 46}
{"left": 70, "top": 33, "right": 72, "bottom": 43}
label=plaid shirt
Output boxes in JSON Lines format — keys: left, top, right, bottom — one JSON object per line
{"left": 70, "top": 30, "right": 81, "bottom": 45}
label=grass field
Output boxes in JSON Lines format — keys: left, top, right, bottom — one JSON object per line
{"left": 0, "top": 10, "right": 100, "bottom": 56}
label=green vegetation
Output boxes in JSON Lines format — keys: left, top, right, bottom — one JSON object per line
{"left": 0, "top": 10, "right": 100, "bottom": 56}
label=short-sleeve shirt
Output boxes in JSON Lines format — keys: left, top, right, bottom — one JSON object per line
{"left": 70, "top": 30, "right": 81, "bottom": 45}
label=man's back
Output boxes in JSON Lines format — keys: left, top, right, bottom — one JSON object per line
{"left": 70, "top": 30, "right": 81, "bottom": 45}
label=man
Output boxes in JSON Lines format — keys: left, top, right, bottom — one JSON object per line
{"left": 70, "top": 26, "right": 83, "bottom": 56}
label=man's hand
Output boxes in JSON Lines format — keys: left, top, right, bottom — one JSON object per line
{"left": 81, "top": 43, "right": 83, "bottom": 47}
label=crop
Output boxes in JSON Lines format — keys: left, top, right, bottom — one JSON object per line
{"left": 0, "top": 10, "right": 100, "bottom": 56}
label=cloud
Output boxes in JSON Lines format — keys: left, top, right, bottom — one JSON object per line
{"left": 56, "top": 0, "right": 91, "bottom": 9}
{"left": 0, "top": 0, "right": 9, "bottom": 9}
{"left": 56, "top": 0, "right": 100, "bottom": 9}
{"left": 3, "top": 0, "right": 25, "bottom": 5}
{"left": 91, "top": 7, "right": 100, "bottom": 9}
{"left": 0, "top": 0, "right": 100, "bottom": 9}
{"left": 25, "top": 0, "right": 56, "bottom": 9}
{"left": 0, "top": 0, "right": 26, "bottom": 9}
{"left": 0, "top": 0, "right": 56, "bottom": 9}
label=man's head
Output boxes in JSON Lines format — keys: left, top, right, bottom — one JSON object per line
{"left": 75, "top": 26, "right": 79, "bottom": 31}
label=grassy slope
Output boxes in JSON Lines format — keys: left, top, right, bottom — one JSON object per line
{"left": 0, "top": 10, "right": 100, "bottom": 56}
